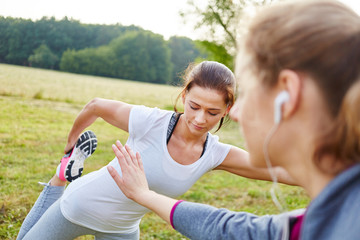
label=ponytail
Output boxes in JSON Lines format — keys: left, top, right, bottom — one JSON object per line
{"left": 314, "top": 80, "right": 360, "bottom": 173}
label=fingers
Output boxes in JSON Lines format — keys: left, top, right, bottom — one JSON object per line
{"left": 125, "top": 144, "right": 139, "bottom": 168}
{"left": 109, "top": 141, "right": 148, "bottom": 201}
{"left": 64, "top": 143, "right": 74, "bottom": 154}
{"left": 107, "top": 166, "right": 123, "bottom": 186}
{"left": 112, "top": 142, "right": 127, "bottom": 168}
{"left": 136, "top": 152, "right": 144, "bottom": 171}
{"left": 114, "top": 140, "right": 130, "bottom": 165}
{"left": 112, "top": 140, "right": 142, "bottom": 169}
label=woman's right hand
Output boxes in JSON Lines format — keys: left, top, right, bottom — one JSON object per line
{"left": 107, "top": 141, "right": 150, "bottom": 202}
{"left": 63, "top": 98, "right": 133, "bottom": 154}
{"left": 64, "top": 132, "right": 81, "bottom": 153}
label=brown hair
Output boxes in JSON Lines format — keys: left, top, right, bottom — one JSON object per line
{"left": 243, "top": 0, "right": 360, "bottom": 172}
{"left": 174, "top": 61, "right": 235, "bottom": 132}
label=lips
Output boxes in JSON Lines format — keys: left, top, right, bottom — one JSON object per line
{"left": 192, "top": 123, "right": 205, "bottom": 131}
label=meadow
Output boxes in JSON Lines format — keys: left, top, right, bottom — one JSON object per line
{"left": 0, "top": 63, "right": 310, "bottom": 239}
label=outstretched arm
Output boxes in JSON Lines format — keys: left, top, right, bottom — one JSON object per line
{"left": 65, "top": 98, "right": 132, "bottom": 152}
{"left": 107, "top": 141, "right": 177, "bottom": 224}
{"left": 107, "top": 141, "right": 286, "bottom": 240}
{"left": 215, "top": 146, "right": 296, "bottom": 185}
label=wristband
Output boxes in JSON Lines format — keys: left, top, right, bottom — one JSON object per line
{"left": 170, "top": 200, "right": 184, "bottom": 229}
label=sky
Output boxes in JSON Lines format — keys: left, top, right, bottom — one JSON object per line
{"left": 1, "top": 0, "right": 360, "bottom": 40}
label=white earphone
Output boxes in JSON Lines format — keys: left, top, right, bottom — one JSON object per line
{"left": 274, "top": 90, "right": 290, "bottom": 124}
{"left": 264, "top": 90, "right": 290, "bottom": 213}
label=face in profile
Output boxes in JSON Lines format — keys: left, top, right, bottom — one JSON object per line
{"left": 230, "top": 67, "right": 276, "bottom": 168}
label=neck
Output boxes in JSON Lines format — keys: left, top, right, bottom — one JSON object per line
{"left": 275, "top": 86, "right": 337, "bottom": 199}
{"left": 283, "top": 145, "right": 337, "bottom": 199}
{"left": 292, "top": 166, "right": 334, "bottom": 199}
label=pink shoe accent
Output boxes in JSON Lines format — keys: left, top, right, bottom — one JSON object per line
{"left": 58, "top": 155, "right": 71, "bottom": 181}
{"left": 56, "top": 130, "right": 97, "bottom": 182}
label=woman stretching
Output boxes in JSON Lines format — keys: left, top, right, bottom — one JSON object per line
{"left": 108, "top": 1, "right": 360, "bottom": 239}
{"left": 18, "top": 61, "right": 294, "bottom": 239}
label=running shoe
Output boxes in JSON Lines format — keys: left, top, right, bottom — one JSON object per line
{"left": 56, "top": 130, "right": 97, "bottom": 182}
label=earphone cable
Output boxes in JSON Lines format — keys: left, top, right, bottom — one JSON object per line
{"left": 263, "top": 123, "right": 287, "bottom": 213}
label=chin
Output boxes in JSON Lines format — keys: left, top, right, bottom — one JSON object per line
{"left": 191, "top": 127, "right": 207, "bottom": 136}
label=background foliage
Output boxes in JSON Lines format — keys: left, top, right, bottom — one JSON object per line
{"left": 0, "top": 1, "right": 279, "bottom": 85}
{"left": 0, "top": 16, "right": 232, "bottom": 85}
{"left": 0, "top": 64, "right": 310, "bottom": 239}
{"left": 60, "top": 31, "right": 172, "bottom": 84}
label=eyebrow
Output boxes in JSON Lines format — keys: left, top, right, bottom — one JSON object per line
{"left": 189, "top": 101, "right": 222, "bottom": 111}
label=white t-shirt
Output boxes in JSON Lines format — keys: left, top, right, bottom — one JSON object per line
{"left": 60, "top": 105, "right": 231, "bottom": 233}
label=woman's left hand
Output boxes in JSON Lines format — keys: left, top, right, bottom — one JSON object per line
{"left": 107, "top": 141, "right": 150, "bottom": 202}
{"left": 108, "top": 141, "right": 181, "bottom": 225}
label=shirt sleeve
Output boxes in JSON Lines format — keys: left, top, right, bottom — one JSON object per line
{"left": 205, "top": 135, "right": 232, "bottom": 170}
{"left": 128, "top": 105, "right": 157, "bottom": 141}
{"left": 172, "top": 201, "right": 286, "bottom": 240}
{"left": 211, "top": 141, "right": 232, "bottom": 169}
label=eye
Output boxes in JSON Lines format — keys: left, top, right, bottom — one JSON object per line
{"left": 190, "top": 104, "right": 199, "bottom": 110}
{"left": 208, "top": 112, "right": 219, "bottom": 116}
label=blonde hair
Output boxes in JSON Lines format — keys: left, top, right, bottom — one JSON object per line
{"left": 243, "top": 0, "right": 360, "bottom": 172}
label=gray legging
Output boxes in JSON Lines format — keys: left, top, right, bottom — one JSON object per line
{"left": 17, "top": 183, "right": 139, "bottom": 240}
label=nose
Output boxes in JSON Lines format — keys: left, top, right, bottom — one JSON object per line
{"left": 194, "top": 110, "right": 206, "bottom": 124}
{"left": 229, "top": 99, "right": 241, "bottom": 122}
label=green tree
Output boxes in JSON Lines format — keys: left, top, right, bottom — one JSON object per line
{"left": 5, "top": 18, "right": 35, "bottom": 65}
{"left": 60, "top": 31, "right": 172, "bottom": 84}
{"left": 181, "top": 0, "right": 273, "bottom": 67}
{"left": 0, "top": 16, "right": 143, "bottom": 69}
{"left": 59, "top": 47, "right": 115, "bottom": 77}
{"left": 194, "top": 40, "right": 233, "bottom": 70}
{"left": 28, "top": 44, "right": 59, "bottom": 69}
{"left": 167, "top": 36, "right": 204, "bottom": 85}
{"left": 110, "top": 31, "right": 172, "bottom": 84}
{"left": 0, "top": 17, "right": 11, "bottom": 62}
{"left": 59, "top": 49, "right": 78, "bottom": 73}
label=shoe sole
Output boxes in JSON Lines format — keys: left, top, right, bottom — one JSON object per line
{"left": 64, "top": 131, "right": 97, "bottom": 182}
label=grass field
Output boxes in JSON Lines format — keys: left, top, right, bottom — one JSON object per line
{"left": 0, "top": 63, "right": 310, "bottom": 239}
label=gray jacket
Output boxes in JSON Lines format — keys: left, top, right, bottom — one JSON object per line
{"left": 173, "top": 164, "right": 360, "bottom": 240}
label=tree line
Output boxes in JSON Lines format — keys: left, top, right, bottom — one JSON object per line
{"left": 0, "top": 16, "right": 232, "bottom": 85}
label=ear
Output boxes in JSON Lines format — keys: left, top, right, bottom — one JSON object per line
{"left": 181, "top": 91, "right": 186, "bottom": 105}
{"left": 277, "top": 70, "right": 302, "bottom": 120}
{"left": 223, "top": 105, "right": 231, "bottom": 117}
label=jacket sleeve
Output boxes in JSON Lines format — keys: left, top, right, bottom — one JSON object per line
{"left": 172, "top": 201, "right": 286, "bottom": 240}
